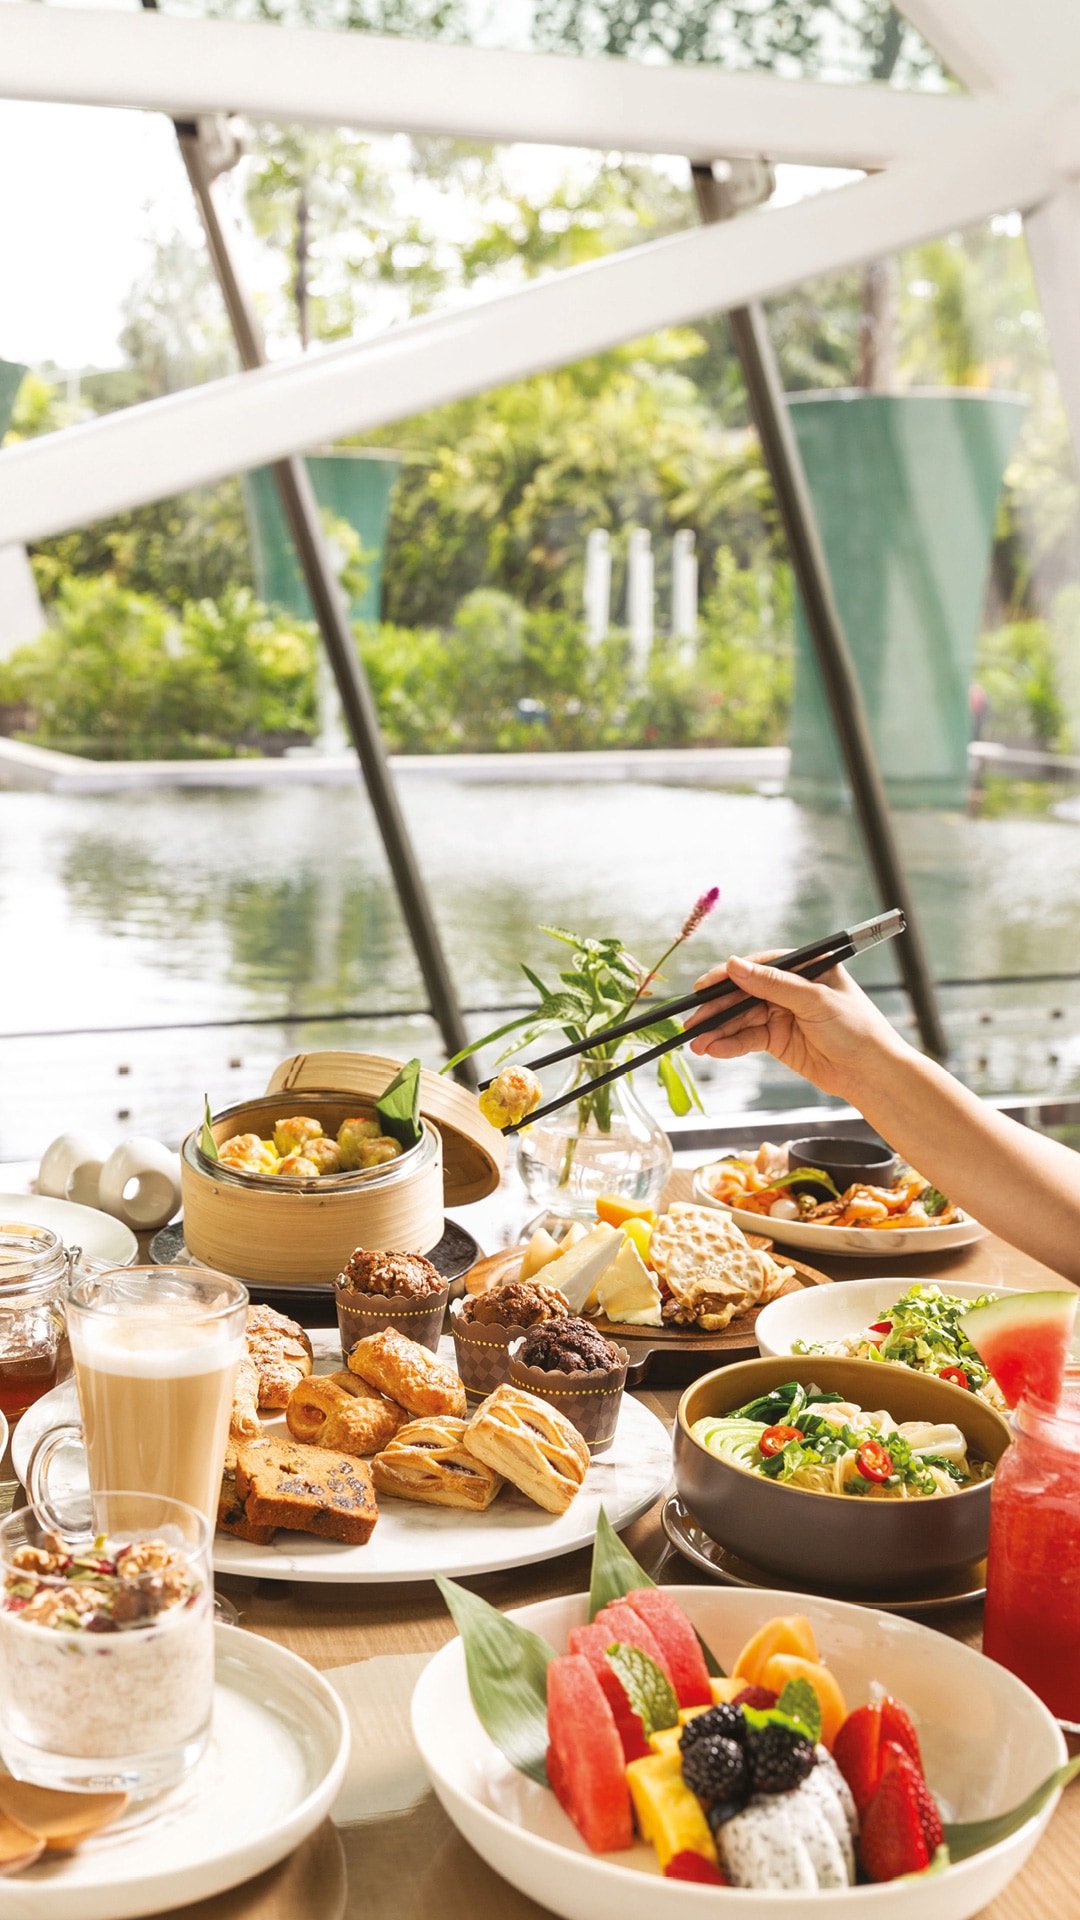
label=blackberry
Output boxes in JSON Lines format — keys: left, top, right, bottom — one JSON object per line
{"left": 745, "top": 1723, "right": 816, "bottom": 1796}
{"left": 679, "top": 1703, "right": 745, "bottom": 1752}
{"left": 681, "top": 1735, "right": 748, "bottom": 1805}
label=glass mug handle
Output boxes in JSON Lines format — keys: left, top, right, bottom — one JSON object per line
{"left": 26, "top": 1424, "right": 93, "bottom": 1534}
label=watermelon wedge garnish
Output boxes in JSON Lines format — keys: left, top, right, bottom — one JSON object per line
{"left": 959, "top": 1291, "right": 1078, "bottom": 1409}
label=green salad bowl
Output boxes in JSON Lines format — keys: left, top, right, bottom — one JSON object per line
{"left": 674, "top": 1355, "right": 1011, "bottom": 1595}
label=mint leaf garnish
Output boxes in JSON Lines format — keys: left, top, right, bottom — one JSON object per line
{"left": 605, "top": 1642, "right": 679, "bottom": 1739}
{"left": 776, "top": 1677, "right": 823, "bottom": 1745}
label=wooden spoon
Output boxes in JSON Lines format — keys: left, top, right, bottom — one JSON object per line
{"left": 0, "top": 1779, "right": 128, "bottom": 1852}
{"left": 0, "top": 1807, "right": 45, "bottom": 1875}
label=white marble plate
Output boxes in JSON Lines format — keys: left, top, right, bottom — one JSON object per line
{"left": 14, "top": 1333, "right": 673, "bottom": 1585}
{"left": 0, "top": 1194, "right": 138, "bottom": 1268}
{"left": 4, "top": 1624, "right": 349, "bottom": 1920}
{"left": 413, "top": 1586, "right": 1065, "bottom": 1920}
{"left": 691, "top": 1163, "right": 987, "bottom": 1257}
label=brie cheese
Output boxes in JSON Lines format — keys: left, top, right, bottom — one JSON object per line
{"left": 539, "top": 1223, "right": 621, "bottom": 1313}
{"left": 595, "top": 1237, "right": 663, "bottom": 1327}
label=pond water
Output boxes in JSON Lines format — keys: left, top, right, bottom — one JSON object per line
{"left": 5, "top": 774, "right": 1080, "bottom": 1162}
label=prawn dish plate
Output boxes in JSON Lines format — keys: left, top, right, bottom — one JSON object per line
{"left": 693, "top": 1148, "right": 986, "bottom": 1258}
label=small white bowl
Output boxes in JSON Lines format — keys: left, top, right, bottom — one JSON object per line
{"left": 755, "top": 1275, "right": 1014, "bottom": 1360}
{"left": 412, "top": 1584, "right": 1065, "bottom": 1920}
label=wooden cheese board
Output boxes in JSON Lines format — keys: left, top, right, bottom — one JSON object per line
{"left": 464, "top": 1235, "right": 833, "bottom": 1387}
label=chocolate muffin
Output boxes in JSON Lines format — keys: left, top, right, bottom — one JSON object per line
{"left": 337, "top": 1249, "right": 445, "bottom": 1301}
{"left": 464, "top": 1281, "right": 569, "bottom": 1330}
{"left": 517, "top": 1317, "right": 621, "bottom": 1376}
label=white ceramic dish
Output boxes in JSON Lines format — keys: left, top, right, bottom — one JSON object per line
{"left": 2, "top": 1622, "right": 349, "bottom": 1920}
{"left": 13, "top": 1332, "right": 672, "bottom": 1586}
{"left": 412, "top": 1584, "right": 1066, "bottom": 1920}
{"left": 691, "top": 1162, "right": 987, "bottom": 1258}
{"left": 755, "top": 1275, "right": 1015, "bottom": 1360}
{"left": 0, "top": 1194, "right": 138, "bottom": 1268}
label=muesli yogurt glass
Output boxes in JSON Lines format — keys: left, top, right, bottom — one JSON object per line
{"left": 0, "top": 1491, "right": 213, "bottom": 1795}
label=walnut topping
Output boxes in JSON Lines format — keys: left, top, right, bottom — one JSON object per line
{"left": 11, "top": 1544, "right": 66, "bottom": 1577}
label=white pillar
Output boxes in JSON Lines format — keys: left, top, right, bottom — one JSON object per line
{"left": 671, "top": 529, "right": 698, "bottom": 645}
{"left": 0, "top": 547, "right": 46, "bottom": 660}
{"left": 627, "top": 527, "right": 654, "bottom": 676}
{"left": 583, "top": 527, "right": 611, "bottom": 643}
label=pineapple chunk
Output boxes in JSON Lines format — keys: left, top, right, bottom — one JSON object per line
{"left": 647, "top": 1726, "right": 682, "bottom": 1758}
{"left": 710, "top": 1676, "right": 747, "bottom": 1704}
{"left": 626, "top": 1752, "right": 718, "bottom": 1872}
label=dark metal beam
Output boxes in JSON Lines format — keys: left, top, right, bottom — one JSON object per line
{"left": 692, "top": 165, "right": 948, "bottom": 1064}
{"left": 160, "top": 108, "right": 475, "bottom": 1081}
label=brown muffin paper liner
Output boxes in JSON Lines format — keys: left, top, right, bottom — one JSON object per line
{"left": 449, "top": 1299, "right": 527, "bottom": 1401}
{"left": 336, "top": 1283, "right": 450, "bottom": 1359}
{"left": 507, "top": 1340, "right": 629, "bottom": 1454}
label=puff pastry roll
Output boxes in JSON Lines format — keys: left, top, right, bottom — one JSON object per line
{"left": 229, "top": 1352, "right": 262, "bottom": 1441}
{"left": 286, "top": 1369, "right": 406, "bottom": 1455}
{"left": 246, "top": 1303, "right": 314, "bottom": 1409}
{"left": 371, "top": 1416, "right": 502, "bottom": 1511}
{"left": 465, "top": 1383, "right": 589, "bottom": 1514}
{"left": 347, "top": 1327, "right": 466, "bottom": 1419}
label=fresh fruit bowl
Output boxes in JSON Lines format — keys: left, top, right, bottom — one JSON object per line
{"left": 674, "top": 1357, "right": 1011, "bottom": 1595}
{"left": 411, "top": 1584, "right": 1066, "bottom": 1920}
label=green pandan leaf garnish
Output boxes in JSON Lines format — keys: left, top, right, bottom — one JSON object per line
{"left": 200, "top": 1096, "right": 219, "bottom": 1162}
{"left": 435, "top": 1575, "right": 552, "bottom": 1786}
{"left": 588, "top": 1507, "right": 724, "bottom": 1676}
{"left": 376, "top": 1057, "right": 423, "bottom": 1148}
{"left": 943, "top": 1753, "right": 1080, "bottom": 1861}
{"left": 604, "top": 1643, "right": 679, "bottom": 1740}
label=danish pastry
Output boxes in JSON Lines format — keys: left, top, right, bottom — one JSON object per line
{"left": 371, "top": 1416, "right": 503, "bottom": 1511}
{"left": 286, "top": 1370, "right": 406, "bottom": 1455}
{"left": 346, "top": 1327, "right": 466, "bottom": 1419}
{"left": 465, "top": 1382, "right": 589, "bottom": 1514}
{"left": 245, "top": 1303, "right": 314, "bottom": 1409}
{"left": 229, "top": 1352, "right": 262, "bottom": 1441}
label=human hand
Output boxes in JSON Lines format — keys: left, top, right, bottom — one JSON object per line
{"left": 684, "top": 951, "right": 907, "bottom": 1104}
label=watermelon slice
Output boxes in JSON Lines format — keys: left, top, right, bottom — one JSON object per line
{"left": 546, "top": 1654, "right": 633, "bottom": 1853}
{"left": 960, "top": 1290, "right": 1078, "bottom": 1409}
{"left": 592, "top": 1602, "right": 674, "bottom": 1684}
{"left": 625, "top": 1588, "right": 712, "bottom": 1707}
{"left": 567, "top": 1622, "right": 651, "bottom": 1760}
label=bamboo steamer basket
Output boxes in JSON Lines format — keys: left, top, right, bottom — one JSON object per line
{"left": 181, "top": 1052, "right": 505, "bottom": 1288}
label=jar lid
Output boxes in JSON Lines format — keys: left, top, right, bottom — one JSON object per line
{"left": 265, "top": 1052, "right": 505, "bottom": 1206}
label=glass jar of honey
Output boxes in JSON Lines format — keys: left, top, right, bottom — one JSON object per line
{"left": 0, "top": 1224, "right": 71, "bottom": 1423}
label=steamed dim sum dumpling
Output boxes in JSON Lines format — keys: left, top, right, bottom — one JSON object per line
{"left": 305, "top": 1135, "right": 344, "bottom": 1176}
{"left": 358, "top": 1137, "right": 403, "bottom": 1168}
{"left": 337, "top": 1117, "right": 383, "bottom": 1170}
{"left": 219, "top": 1132, "right": 279, "bottom": 1174}
{"left": 273, "top": 1115, "right": 325, "bottom": 1157}
{"left": 275, "top": 1151, "right": 321, "bottom": 1178}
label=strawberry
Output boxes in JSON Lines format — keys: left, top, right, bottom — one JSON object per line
{"left": 731, "top": 1685, "right": 779, "bottom": 1711}
{"left": 664, "top": 1850, "right": 727, "bottom": 1884}
{"left": 834, "top": 1695, "right": 925, "bottom": 1816}
{"left": 860, "top": 1742, "right": 945, "bottom": 1883}
{"left": 832, "top": 1705, "right": 882, "bottom": 1817}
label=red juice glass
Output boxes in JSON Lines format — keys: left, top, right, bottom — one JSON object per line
{"left": 983, "top": 1381, "right": 1080, "bottom": 1725}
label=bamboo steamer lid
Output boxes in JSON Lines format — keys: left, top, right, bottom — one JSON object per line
{"left": 265, "top": 1051, "right": 505, "bottom": 1207}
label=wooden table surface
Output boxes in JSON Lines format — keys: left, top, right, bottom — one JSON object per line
{"left": 137, "top": 1224, "right": 1075, "bottom": 1920}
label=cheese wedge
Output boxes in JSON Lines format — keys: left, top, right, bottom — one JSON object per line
{"left": 595, "top": 1237, "right": 663, "bottom": 1327}
{"left": 520, "top": 1228, "right": 561, "bottom": 1280}
{"left": 539, "top": 1222, "right": 621, "bottom": 1312}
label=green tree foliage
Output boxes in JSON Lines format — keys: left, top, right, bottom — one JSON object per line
{"left": 975, "top": 619, "right": 1067, "bottom": 750}
{"left": 29, "top": 485, "right": 254, "bottom": 613}
{"left": 0, "top": 576, "right": 316, "bottom": 759}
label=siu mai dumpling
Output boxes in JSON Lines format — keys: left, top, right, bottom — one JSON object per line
{"left": 219, "top": 1132, "right": 279, "bottom": 1174}
{"left": 276, "top": 1151, "right": 321, "bottom": 1178}
{"left": 305, "top": 1136, "right": 343, "bottom": 1176}
{"left": 273, "top": 1115, "right": 325, "bottom": 1157}
{"left": 358, "top": 1136, "right": 403, "bottom": 1168}
{"left": 337, "top": 1117, "right": 383, "bottom": 1170}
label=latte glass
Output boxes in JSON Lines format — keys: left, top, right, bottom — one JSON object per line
{"left": 0, "top": 1492, "right": 213, "bottom": 1795}
{"left": 29, "top": 1266, "right": 247, "bottom": 1529}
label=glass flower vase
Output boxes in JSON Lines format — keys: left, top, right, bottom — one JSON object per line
{"left": 516, "top": 1057, "right": 673, "bottom": 1221}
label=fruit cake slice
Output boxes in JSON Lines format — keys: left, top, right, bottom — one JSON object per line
{"left": 218, "top": 1444, "right": 278, "bottom": 1546}
{"left": 233, "top": 1435, "right": 378, "bottom": 1545}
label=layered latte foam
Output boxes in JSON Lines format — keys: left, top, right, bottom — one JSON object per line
{"left": 70, "top": 1311, "right": 243, "bottom": 1524}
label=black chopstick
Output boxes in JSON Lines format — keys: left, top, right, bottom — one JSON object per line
{"left": 497, "top": 909, "right": 906, "bottom": 1135}
{"left": 480, "top": 911, "right": 904, "bottom": 1092}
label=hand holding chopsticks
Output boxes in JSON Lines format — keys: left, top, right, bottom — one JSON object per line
{"left": 490, "top": 911, "right": 905, "bottom": 1135}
